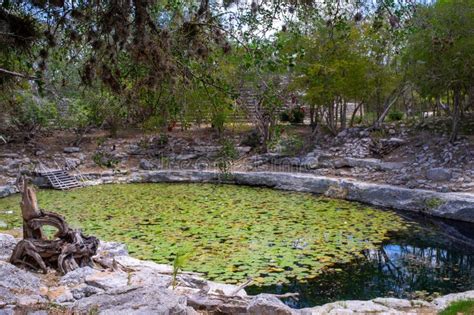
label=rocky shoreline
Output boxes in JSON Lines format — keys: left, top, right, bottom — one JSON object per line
{"left": 1, "top": 233, "right": 473, "bottom": 314}
{"left": 2, "top": 169, "right": 473, "bottom": 223}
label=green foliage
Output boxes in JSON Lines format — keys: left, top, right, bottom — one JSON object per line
{"left": 387, "top": 110, "right": 404, "bottom": 122}
{"left": 439, "top": 300, "right": 474, "bottom": 315}
{"left": 2, "top": 91, "right": 59, "bottom": 134}
{"left": 240, "top": 130, "right": 261, "bottom": 148}
{"left": 92, "top": 152, "right": 119, "bottom": 168}
{"left": 0, "top": 183, "right": 407, "bottom": 286}
{"left": 277, "top": 134, "right": 305, "bottom": 156}
{"left": 289, "top": 19, "right": 401, "bottom": 132}
{"left": 403, "top": 0, "right": 474, "bottom": 140}
{"left": 1, "top": 0, "right": 472, "bottom": 137}
{"left": 172, "top": 247, "right": 193, "bottom": 289}
{"left": 280, "top": 107, "right": 305, "bottom": 124}
{"left": 404, "top": 0, "right": 474, "bottom": 98}
{"left": 216, "top": 139, "right": 239, "bottom": 176}
{"left": 425, "top": 198, "right": 444, "bottom": 209}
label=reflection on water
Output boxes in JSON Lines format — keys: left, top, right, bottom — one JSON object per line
{"left": 247, "top": 214, "right": 474, "bottom": 308}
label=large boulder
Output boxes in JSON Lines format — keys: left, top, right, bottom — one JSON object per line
{"left": 73, "top": 285, "right": 193, "bottom": 314}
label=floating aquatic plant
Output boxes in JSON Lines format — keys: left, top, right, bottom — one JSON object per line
{"left": 0, "top": 183, "right": 407, "bottom": 285}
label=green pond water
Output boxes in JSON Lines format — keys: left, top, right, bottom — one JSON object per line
{"left": 0, "top": 183, "right": 406, "bottom": 284}
{"left": 1, "top": 183, "right": 473, "bottom": 307}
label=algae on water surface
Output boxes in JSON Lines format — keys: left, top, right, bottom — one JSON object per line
{"left": 0, "top": 183, "right": 407, "bottom": 285}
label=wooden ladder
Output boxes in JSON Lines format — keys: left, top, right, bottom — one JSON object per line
{"left": 41, "top": 170, "right": 82, "bottom": 190}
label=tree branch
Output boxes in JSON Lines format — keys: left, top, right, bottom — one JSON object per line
{"left": 0, "top": 67, "right": 38, "bottom": 80}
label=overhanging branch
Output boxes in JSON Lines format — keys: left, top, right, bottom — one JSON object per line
{"left": 0, "top": 67, "right": 38, "bottom": 80}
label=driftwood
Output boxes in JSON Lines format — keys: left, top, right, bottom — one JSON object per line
{"left": 9, "top": 177, "right": 99, "bottom": 274}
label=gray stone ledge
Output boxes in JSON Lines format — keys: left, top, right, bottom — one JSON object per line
{"left": 0, "top": 185, "right": 17, "bottom": 199}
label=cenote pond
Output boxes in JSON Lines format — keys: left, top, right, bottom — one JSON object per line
{"left": 0, "top": 183, "right": 473, "bottom": 308}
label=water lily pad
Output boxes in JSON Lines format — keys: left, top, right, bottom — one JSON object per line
{"left": 0, "top": 183, "right": 407, "bottom": 286}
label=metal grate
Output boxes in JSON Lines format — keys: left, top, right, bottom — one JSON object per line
{"left": 40, "top": 170, "right": 82, "bottom": 190}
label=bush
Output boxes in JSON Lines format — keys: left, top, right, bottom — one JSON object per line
{"left": 387, "top": 110, "right": 404, "bottom": 122}
{"left": 290, "top": 107, "right": 305, "bottom": 124}
{"left": 270, "top": 133, "right": 304, "bottom": 156}
{"left": 7, "top": 92, "right": 58, "bottom": 134}
{"left": 240, "top": 130, "right": 261, "bottom": 148}
{"left": 280, "top": 107, "right": 305, "bottom": 124}
{"left": 280, "top": 111, "right": 290, "bottom": 122}
{"left": 216, "top": 138, "right": 239, "bottom": 175}
{"left": 92, "top": 151, "right": 119, "bottom": 168}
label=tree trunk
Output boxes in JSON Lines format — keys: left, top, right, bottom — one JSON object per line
{"left": 309, "top": 104, "right": 316, "bottom": 131}
{"left": 340, "top": 100, "right": 347, "bottom": 130}
{"left": 350, "top": 102, "right": 364, "bottom": 127}
{"left": 10, "top": 178, "right": 99, "bottom": 274}
{"left": 373, "top": 86, "right": 406, "bottom": 129}
{"left": 449, "top": 88, "right": 461, "bottom": 143}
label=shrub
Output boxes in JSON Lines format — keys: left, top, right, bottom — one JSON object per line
{"left": 290, "top": 107, "right": 305, "bottom": 124}
{"left": 387, "top": 110, "right": 404, "bottom": 122}
{"left": 280, "top": 111, "right": 290, "bottom": 122}
{"left": 8, "top": 92, "right": 58, "bottom": 135}
{"left": 240, "top": 130, "right": 261, "bottom": 148}
{"left": 92, "top": 151, "right": 119, "bottom": 168}
{"left": 216, "top": 138, "right": 239, "bottom": 175}
{"left": 280, "top": 107, "right": 305, "bottom": 124}
{"left": 280, "top": 134, "right": 304, "bottom": 156}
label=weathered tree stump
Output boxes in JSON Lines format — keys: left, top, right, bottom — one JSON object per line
{"left": 9, "top": 177, "right": 99, "bottom": 274}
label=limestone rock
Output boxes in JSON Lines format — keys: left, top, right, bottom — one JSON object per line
{"left": 97, "top": 241, "right": 128, "bottom": 258}
{"left": 302, "top": 300, "right": 390, "bottom": 314}
{"left": 372, "top": 297, "right": 430, "bottom": 309}
{"left": 139, "top": 159, "right": 155, "bottom": 170}
{"left": 175, "top": 154, "right": 198, "bottom": 161}
{"left": 432, "top": 290, "right": 474, "bottom": 310}
{"left": 60, "top": 266, "right": 96, "bottom": 286}
{"left": 247, "top": 294, "right": 296, "bottom": 315}
{"left": 0, "top": 186, "right": 16, "bottom": 198}
{"left": 70, "top": 284, "right": 105, "bottom": 300}
{"left": 0, "top": 261, "right": 46, "bottom": 307}
{"left": 47, "top": 286, "right": 75, "bottom": 303}
{"left": 63, "top": 147, "right": 81, "bottom": 153}
{"left": 65, "top": 158, "right": 81, "bottom": 169}
{"left": 426, "top": 167, "right": 452, "bottom": 182}
{"left": 0, "top": 234, "right": 17, "bottom": 262}
{"left": 114, "top": 255, "right": 173, "bottom": 273}
{"left": 73, "top": 285, "right": 191, "bottom": 314}
{"left": 85, "top": 270, "right": 129, "bottom": 290}
{"left": 207, "top": 281, "right": 247, "bottom": 297}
